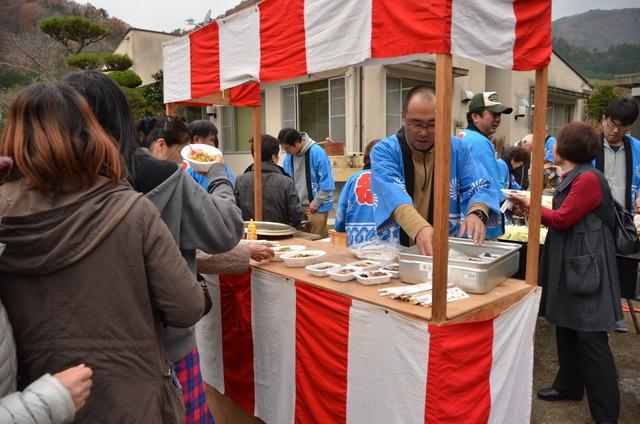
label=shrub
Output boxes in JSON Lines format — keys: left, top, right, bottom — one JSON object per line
{"left": 107, "top": 69, "right": 142, "bottom": 88}
{"left": 66, "top": 53, "right": 102, "bottom": 70}
{"left": 102, "top": 53, "right": 133, "bottom": 72}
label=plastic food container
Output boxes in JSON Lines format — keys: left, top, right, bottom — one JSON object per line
{"left": 181, "top": 143, "right": 222, "bottom": 173}
{"left": 347, "top": 260, "right": 382, "bottom": 271}
{"left": 327, "top": 266, "right": 359, "bottom": 282}
{"left": 305, "top": 262, "right": 341, "bottom": 277}
{"left": 380, "top": 263, "right": 399, "bottom": 278}
{"left": 398, "top": 238, "right": 521, "bottom": 294}
{"left": 355, "top": 270, "right": 393, "bottom": 285}
{"left": 280, "top": 250, "right": 327, "bottom": 268}
{"left": 271, "top": 245, "right": 306, "bottom": 262}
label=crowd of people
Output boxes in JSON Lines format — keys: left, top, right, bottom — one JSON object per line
{"left": 0, "top": 71, "right": 638, "bottom": 424}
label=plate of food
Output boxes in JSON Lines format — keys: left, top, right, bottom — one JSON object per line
{"left": 355, "top": 270, "right": 392, "bottom": 285}
{"left": 305, "top": 262, "right": 341, "bottom": 277}
{"left": 327, "top": 266, "right": 359, "bottom": 282}
{"left": 181, "top": 143, "right": 222, "bottom": 173}
{"left": 270, "top": 245, "right": 306, "bottom": 261}
{"left": 280, "top": 250, "right": 327, "bottom": 267}
{"left": 501, "top": 189, "right": 529, "bottom": 197}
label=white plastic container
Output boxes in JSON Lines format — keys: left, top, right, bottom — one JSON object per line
{"left": 355, "top": 270, "right": 393, "bottom": 285}
{"left": 280, "top": 250, "right": 327, "bottom": 268}
{"left": 305, "top": 262, "right": 341, "bottom": 277}
{"left": 347, "top": 260, "right": 382, "bottom": 271}
{"left": 380, "top": 263, "right": 399, "bottom": 279}
{"left": 181, "top": 143, "right": 222, "bottom": 173}
{"left": 271, "top": 245, "right": 306, "bottom": 262}
{"left": 327, "top": 266, "right": 359, "bottom": 282}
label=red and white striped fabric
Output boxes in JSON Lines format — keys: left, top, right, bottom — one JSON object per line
{"left": 207, "top": 269, "right": 541, "bottom": 424}
{"left": 163, "top": 0, "right": 551, "bottom": 103}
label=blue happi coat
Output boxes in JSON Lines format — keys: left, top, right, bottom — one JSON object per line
{"left": 283, "top": 144, "right": 335, "bottom": 213}
{"left": 594, "top": 133, "right": 640, "bottom": 213}
{"left": 457, "top": 128, "right": 505, "bottom": 238}
{"left": 497, "top": 158, "right": 521, "bottom": 190}
{"left": 371, "top": 132, "right": 501, "bottom": 244}
{"left": 186, "top": 163, "right": 236, "bottom": 190}
{"left": 335, "top": 169, "right": 398, "bottom": 245}
{"left": 544, "top": 136, "right": 556, "bottom": 163}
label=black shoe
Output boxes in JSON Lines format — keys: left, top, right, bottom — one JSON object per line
{"left": 537, "top": 387, "right": 582, "bottom": 401}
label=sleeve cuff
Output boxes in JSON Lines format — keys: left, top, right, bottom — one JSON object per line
{"left": 393, "top": 204, "right": 430, "bottom": 241}
{"left": 468, "top": 202, "right": 489, "bottom": 216}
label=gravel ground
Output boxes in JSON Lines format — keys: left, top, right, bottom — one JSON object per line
{"left": 531, "top": 311, "right": 640, "bottom": 423}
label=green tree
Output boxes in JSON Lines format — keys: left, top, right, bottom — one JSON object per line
{"left": 107, "top": 70, "right": 142, "bottom": 88}
{"left": 66, "top": 53, "right": 102, "bottom": 70}
{"left": 39, "top": 16, "right": 111, "bottom": 55}
{"left": 142, "top": 70, "right": 165, "bottom": 116}
{"left": 586, "top": 84, "right": 619, "bottom": 122}
{"left": 101, "top": 53, "right": 133, "bottom": 72}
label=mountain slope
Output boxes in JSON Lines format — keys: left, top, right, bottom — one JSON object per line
{"left": 553, "top": 8, "right": 640, "bottom": 51}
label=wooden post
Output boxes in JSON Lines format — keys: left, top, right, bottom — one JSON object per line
{"left": 432, "top": 53, "right": 453, "bottom": 323}
{"left": 165, "top": 102, "right": 176, "bottom": 116}
{"left": 525, "top": 66, "right": 549, "bottom": 285}
{"left": 253, "top": 105, "right": 263, "bottom": 221}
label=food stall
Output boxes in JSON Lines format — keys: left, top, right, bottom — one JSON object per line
{"left": 163, "top": 0, "right": 552, "bottom": 422}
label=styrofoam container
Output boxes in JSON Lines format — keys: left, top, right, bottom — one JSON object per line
{"left": 327, "top": 266, "right": 359, "bottom": 282}
{"left": 355, "top": 270, "right": 393, "bottom": 285}
{"left": 280, "top": 250, "right": 327, "bottom": 268}
{"left": 381, "top": 263, "right": 399, "bottom": 279}
{"left": 271, "top": 245, "right": 306, "bottom": 261}
{"left": 181, "top": 143, "right": 222, "bottom": 173}
{"left": 347, "top": 260, "right": 382, "bottom": 271}
{"left": 305, "top": 262, "right": 341, "bottom": 277}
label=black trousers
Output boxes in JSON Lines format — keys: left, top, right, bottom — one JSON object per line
{"left": 552, "top": 326, "right": 620, "bottom": 423}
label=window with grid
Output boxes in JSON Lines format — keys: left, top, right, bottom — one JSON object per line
{"left": 386, "top": 76, "right": 433, "bottom": 134}
{"left": 281, "top": 78, "right": 346, "bottom": 143}
{"left": 546, "top": 102, "right": 575, "bottom": 137}
{"left": 221, "top": 92, "right": 268, "bottom": 152}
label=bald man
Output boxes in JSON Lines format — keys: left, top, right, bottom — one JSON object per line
{"left": 371, "top": 86, "right": 501, "bottom": 256}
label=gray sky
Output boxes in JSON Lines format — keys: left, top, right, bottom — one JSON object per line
{"left": 78, "top": 0, "right": 638, "bottom": 33}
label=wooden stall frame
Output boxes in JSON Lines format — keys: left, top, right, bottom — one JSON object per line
{"left": 165, "top": 67, "right": 549, "bottom": 325}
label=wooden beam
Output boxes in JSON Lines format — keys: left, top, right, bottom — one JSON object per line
{"left": 432, "top": 53, "right": 453, "bottom": 323}
{"left": 253, "top": 105, "right": 262, "bottom": 221}
{"left": 525, "top": 66, "right": 549, "bottom": 285}
{"left": 165, "top": 102, "right": 176, "bottom": 116}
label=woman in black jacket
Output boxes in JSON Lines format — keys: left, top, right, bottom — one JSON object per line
{"left": 510, "top": 122, "right": 622, "bottom": 424}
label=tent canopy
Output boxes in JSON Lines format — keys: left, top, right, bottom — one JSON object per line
{"left": 163, "top": 0, "right": 551, "bottom": 104}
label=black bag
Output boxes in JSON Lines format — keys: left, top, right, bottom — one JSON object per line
{"left": 608, "top": 200, "right": 640, "bottom": 255}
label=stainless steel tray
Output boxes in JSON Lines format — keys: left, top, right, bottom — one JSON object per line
{"left": 243, "top": 221, "right": 297, "bottom": 236}
{"left": 398, "top": 238, "right": 521, "bottom": 294}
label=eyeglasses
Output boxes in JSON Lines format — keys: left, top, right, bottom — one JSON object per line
{"left": 605, "top": 118, "right": 630, "bottom": 133}
{"left": 405, "top": 122, "right": 435, "bottom": 132}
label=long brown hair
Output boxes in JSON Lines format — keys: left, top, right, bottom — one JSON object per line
{"left": 0, "top": 83, "right": 123, "bottom": 193}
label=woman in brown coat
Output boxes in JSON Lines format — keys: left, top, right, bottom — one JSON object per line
{"left": 0, "top": 83, "right": 204, "bottom": 423}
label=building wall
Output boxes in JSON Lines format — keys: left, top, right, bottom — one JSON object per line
{"left": 114, "top": 30, "right": 178, "bottom": 86}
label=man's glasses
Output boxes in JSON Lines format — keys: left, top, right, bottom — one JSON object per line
{"left": 605, "top": 118, "right": 630, "bottom": 133}
{"left": 406, "top": 122, "right": 435, "bottom": 132}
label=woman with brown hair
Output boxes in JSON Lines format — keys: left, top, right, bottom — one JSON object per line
{"left": 509, "top": 122, "right": 622, "bottom": 424}
{"left": 0, "top": 83, "right": 205, "bottom": 423}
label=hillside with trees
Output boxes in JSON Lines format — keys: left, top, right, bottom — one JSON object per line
{"left": 552, "top": 8, "right": 640, "bottom": 81}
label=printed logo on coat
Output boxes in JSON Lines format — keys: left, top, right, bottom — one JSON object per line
{"left": 457, "top": 132, "right": 466, "bottom": 139}
{"left": 355, "top": 172, "right": 374, "bottom": 205}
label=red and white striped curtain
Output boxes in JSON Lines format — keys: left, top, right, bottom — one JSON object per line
{"left": 163, "top": 0, "right": 552, "bottom": 104}
{"left": 204, "top": 269, "right": 541, "bottom": 424}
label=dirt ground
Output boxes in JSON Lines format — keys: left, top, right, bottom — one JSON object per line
{"left": 531, "top": 309, "right": 640, "bottom": 423}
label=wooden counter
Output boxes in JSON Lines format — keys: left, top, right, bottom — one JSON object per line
{"left": 252, "top": 238, "right": 535, "bottom": 324}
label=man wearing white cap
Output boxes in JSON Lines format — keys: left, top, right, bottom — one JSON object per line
{"left": 457, "top": 92, "right": 513, "bottom": 239}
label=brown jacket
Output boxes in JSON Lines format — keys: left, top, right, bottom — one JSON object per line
{"left": 0, "top": 178, "right": 204, "bottom": 423}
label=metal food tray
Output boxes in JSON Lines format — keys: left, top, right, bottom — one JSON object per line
{"left": 398, "top": 238, "right": 521, "bottom": 294}
{"left": 243, "top": 221, "right": 296, "bottom": 236}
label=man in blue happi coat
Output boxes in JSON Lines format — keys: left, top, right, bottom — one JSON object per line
{"left": 457, "top": 92, "right": 513, "bottom": 239}
{"left": 279, "top": 128, "right": 335, "bottom": 237}
{"left": 371, "top": 86, "right": 501, "bottom": 256}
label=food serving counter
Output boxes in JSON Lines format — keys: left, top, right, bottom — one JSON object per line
{"left": 204, "top": 239, "right": 540, "bottom": 424}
